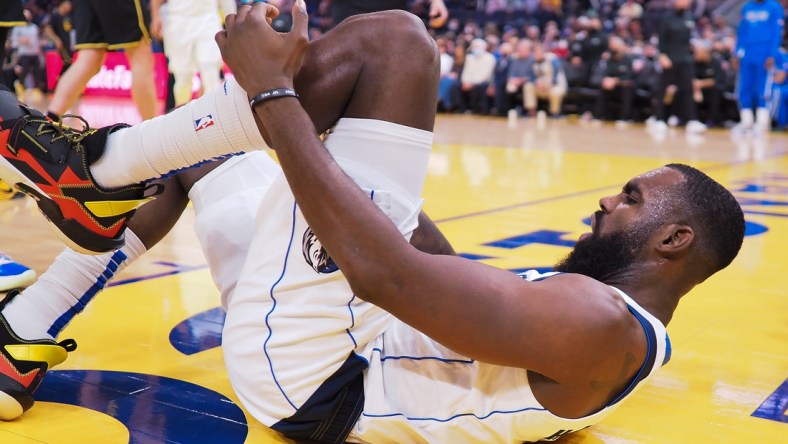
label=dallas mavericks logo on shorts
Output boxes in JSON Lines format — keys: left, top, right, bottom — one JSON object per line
{"left": 302, "top": 228, "right": 339, "bottom": 274}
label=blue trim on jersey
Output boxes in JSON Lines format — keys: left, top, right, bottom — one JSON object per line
{"left": 609, "top": 305, "right": 657, "bottom": 405}
{"left": 263, "top": 202, "right": 299, "bottom": 411}
{"left": 156, "top": 153, "right": 244, "bottom": 181}
{"left": 663, "top": 333, "right": 672, "bottom": 366}
{"left": 362, "top": 405, "right": 547, "bottom": 422}
{"left": 345, "top": 295, "right": 358, "bottom": 348}
{"left": 372, "top": 347, "right": 475, "bottom": 364}
{"left": 47, "top": 250, "right": 127, "bottom": 338}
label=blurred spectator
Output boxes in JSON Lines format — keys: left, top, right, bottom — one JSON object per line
{"left": 693, "top": 41, "right": 726, "bottom": 127}
{"left": 733, "top": 0, "right": 785, "bottom": 133}
{"left": 652, "top": 0, "right": 706, "bottom": 134}
{"left": 573, "top": 17, "right": 607, "bottom": 87}
{"left": 632, "top": 41, "right": 661, "bottom": 119}
{"left": 524, "top": 42, "right": 566, "bottom": 117}
{"left": 490, "top": 40, "right": 514, "bottom": 116}
{"left": 42, "top": 0, "right": 74, "bottom": 77}
{"left": 330, "top": 0, "right": 448, "bottom": 29}
{"left": 507, "top": 39, "right": 534, "bottom": 115}
{"left": 525, "top": 24, "right": 541, "bottom": 41}
{"left": 594, "top": 36, "right": 635, "bottom": 123}
{"left": 2, "top": 36, "right": 20, "bottom": 89}
{"left": 618, "top": 0, "right": 643, "bottom": 22}
{"left": 460, "top": 38, "right": 496, "bottom": 114}
{"left": 10, "top": 9, "right": 43, "bottom": 96}
{"left": 309, "top": 0, "right": 333, "bottom": 32}
{"left": 711, "top": 14, "right": 735, "bottom": 40}
{"left": 1, "top": 0, "right": 26, "bottom": 89}
{"left": 437, "top": 36, "right": 457, "bottom": 111}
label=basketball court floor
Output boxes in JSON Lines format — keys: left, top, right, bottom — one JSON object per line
{"left": 0, "top": 96, "right": 785, "bottom": 443}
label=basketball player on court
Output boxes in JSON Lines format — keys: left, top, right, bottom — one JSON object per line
{"left": 46, "top": 0, "right": 158, "bottom": 121}
{"left": 0, "top": 3, "right": 745, "bottom": 443}
{"left": 150, "top": 0, "right": 237, "bottom": 106}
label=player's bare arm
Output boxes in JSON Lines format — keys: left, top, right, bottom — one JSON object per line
{"left": 218, "top": 1, "right": 646, "bottom": 418}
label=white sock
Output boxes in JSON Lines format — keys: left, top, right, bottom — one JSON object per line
{"left": 755, "top": 107, "right": 770, "bottom": 129}
{"left": 740, "top": 108, "right": 754, "bottom": 127}
{"left": 1, "top": 230, "right": 146, "bottom": 340}
{"left": 90, "top": 78, "right": 266, "bottom": 188}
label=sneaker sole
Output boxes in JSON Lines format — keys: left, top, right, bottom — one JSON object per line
{"left": 0, "top": 391, "right": 24, "bottom": 420}
{"left": 0, "top": 269, "right": 36, "bottom": 292}
{"left": 0, "top": 373, "right": 33, "bottom": 420}
{"left": 0, "top": 155, "right": 122, "bottom": 255}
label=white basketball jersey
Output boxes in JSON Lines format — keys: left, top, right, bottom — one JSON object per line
{"left": 352, "top": 270, "right": 672, "bottom": 443}
{"left": 165, "top": 0, "right": 223, "bottom": 17}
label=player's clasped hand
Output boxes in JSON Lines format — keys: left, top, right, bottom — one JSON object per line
{"left": 216, "top": 0, "right": 309, "bottom": 97}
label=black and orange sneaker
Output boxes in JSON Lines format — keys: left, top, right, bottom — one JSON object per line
{"left": 0, "top": 290, "right": 77, "bottom": 420}
{"left": 0, "top": 86, "right": 157, "bottom": 254}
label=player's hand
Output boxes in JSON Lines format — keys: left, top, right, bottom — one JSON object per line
{"left": 429, "top": 0, "right": 449, "bottom": 28}
{"left": 216, "top": 0, "right": 309, "bottom": 95}
{"left": 765, "top": 57, "right": 774, "bottom": 69}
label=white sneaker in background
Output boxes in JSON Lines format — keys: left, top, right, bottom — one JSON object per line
{"left": 686, "top": 120, "right": 708, "bottom": 134}
{"left": 649, "top": 120, "right": 669, "bottom": 133}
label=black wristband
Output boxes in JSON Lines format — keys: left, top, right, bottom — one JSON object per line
{"left": 249, "top": 88, "right": 299, "bottom": 108}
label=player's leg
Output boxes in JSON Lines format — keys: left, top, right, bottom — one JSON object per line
{"left": 46, "top": 0, "right": 108, "bottom": 116}
{"left": 0, "top": 148, "right": 286, "bottom": 420}
{"left": 0, "top": 168, "right": 185, "bottom": 419}
{"left": 46, "top": 48, "right": 106, "bottom": 116}
{"left": 778, "top": 85, "right": 788, "bottom": 129}
{"left": 124, "top": 41, "right": 158, "bottom": 120}
{"left": 0, "top": 9, "right": 434, "bottom": 254}
{"left": 162, "top": 15, "right": 196, "bottom": 106}
{"left": 219, "top": 11, "right": 439, "bottom": 443}
{"left": 753, "top": 64, "right": 771, "bottom": 131}
{"left": 737, "top": 62, "right": 755, "bottom": 129}
{"left": 194, "top": 14, "right": 224, "bottom": 101}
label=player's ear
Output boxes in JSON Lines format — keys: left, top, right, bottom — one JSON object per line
{"left": 656, "top": 224, "right": 694, "bottom": 257}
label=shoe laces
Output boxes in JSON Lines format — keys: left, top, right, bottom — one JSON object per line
{"left": 27, "top": 114, "right": 97, "bottom": 147}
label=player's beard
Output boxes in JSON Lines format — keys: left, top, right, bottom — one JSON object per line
{"left": 554, "top": 214, "right": 658, "bottom": 283}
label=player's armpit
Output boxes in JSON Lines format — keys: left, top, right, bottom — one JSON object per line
{"left": 409, "top": 211, "right": 456, "bottom": 256}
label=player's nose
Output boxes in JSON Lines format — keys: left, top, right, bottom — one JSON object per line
{"left": 599, "top": 195, "right": 615, "bottom": 213}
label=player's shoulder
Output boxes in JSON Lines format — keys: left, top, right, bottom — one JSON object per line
{"left": 522, "top": 272, "right": 632, "bottom": 320}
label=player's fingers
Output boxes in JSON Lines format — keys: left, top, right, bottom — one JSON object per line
{"left": 235, "top": 3, "right": 252, "bottom": 24}
{"left": 265, "top": 3, "right": 281, "bottom": 20}
{"left": 290, "top": 0, "right": 309, "bottom": 44}
{"left": 224, "top": 12, "right": 237, "bottom": 30}
{"left": 215, "top": 29, "right": 228, "bottom": 51}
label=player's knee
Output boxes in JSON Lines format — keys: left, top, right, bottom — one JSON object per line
{"left": 360, "top": 11, "right": 438, "bottom": 77}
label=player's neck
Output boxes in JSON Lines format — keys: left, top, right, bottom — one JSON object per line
{"left": 612, "top": 269, "right": 690, "bottom": 326}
